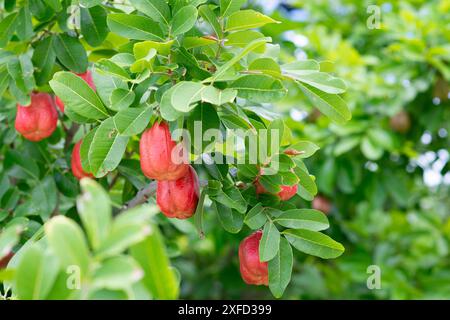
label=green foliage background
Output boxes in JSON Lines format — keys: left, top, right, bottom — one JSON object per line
{"left": 172, "top": 0, "right": 450, "bottom": 299}
{"left": 0, "top": 0, "right": 449, "bottom": 300}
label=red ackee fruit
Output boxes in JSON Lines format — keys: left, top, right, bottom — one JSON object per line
{"left": 239, "top": 230, "right": 268, "bottom": 286}
{"left": 55, "top": 71, "right": 96, "bottom": 112}
{"left": 156, "top": 166, "right": 199, "bottom": 219}
{"left": 71, "top": 140, "right": 93, "bottom": 180}
{"left": 140, "top": 121, "right": 189, "bottom": 181}
{"left": 15, "top": 92, "right": 58, "bottom": 142}
{"left": 254, "top": 179, "right": 298, "bottom": 201}
{"left": 0, "top": 252, "right": 14, "bottom": 269}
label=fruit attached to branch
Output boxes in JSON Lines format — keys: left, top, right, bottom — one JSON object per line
{"left": 15, "top": 92, "right": 58, "bottom": 142}
{"left": 71, "top": 140, "right": 94, "bottom": 180}
{"left": 140, "top": 121, "right": 189, "bottom": 181}
{"left": 239, "top": 230, "right": 268, "bottom": 286}
{"left": 156, "top": 166, "right": 199, "bottom": 219}
{"left": 254, "top": 179, "right": 298, "bottom": 201}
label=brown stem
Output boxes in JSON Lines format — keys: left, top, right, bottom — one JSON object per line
{"left": 124, "top": 181, "right": 158, "bottom": 209}
{"left": 64, "top": 123, "right": 80, "bottom": 151}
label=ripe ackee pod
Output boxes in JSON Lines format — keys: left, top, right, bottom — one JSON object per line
{"left": 156, "top": 166, "right": 199, "bottom": 219}
{"left": 254, "top": 179, "right": 298, "bottom": 201}
{"left": 140, "top": 121, "right": 189, "bottom": 181}
{"left": 71, "top": 140, "right": 93, "bottom": 180}
{"left": 0, "top": 251, "right": 14, "bottom": 269}
{"left": 15, "top": 92, "right": 58, "bottom": 142}
{"left": 239, "top": 230, "right": 268, "bottom": 286}
{"left": 55, "top": 71, "right": 96, "bottom": 112}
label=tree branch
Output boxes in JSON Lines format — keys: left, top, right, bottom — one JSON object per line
{"left": 63, "top": 123, "right": 80, "bottom": 151}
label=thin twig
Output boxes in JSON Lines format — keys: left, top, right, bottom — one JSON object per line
{"left": 64, "top": 123, "right": 80, "bottom": 151}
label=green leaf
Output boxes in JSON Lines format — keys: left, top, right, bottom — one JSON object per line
{"left": 130, "top": 48, "right": 157, "bottom": 73}
{"left": 32, "top": 36, "right": 56, "bottom": 86}
{"left": 333, "top": 136, "right": 361, "bottom": 156}
{"left": 92, "top": 71, "right": 128, "bottom": 109}
{"left": 15, "top": 245, "right": 59, "bottom": 300}
{"left": 199, "top": 5, "right": 222, "bottom": 38}
{"left": 268, "top": 237, "right": 293, "bottom": 298}
{"left": 44, "top": 0, "right": 63, "bottom": 11}
{"left": 96, "top": 205, "right": 158, "bottom": 259}
{"left": 244, "top": 203, "right": 267, "bottom": 229}
{"left": 298, "top": 82, "right": 351, "bottom": 125}
{"left": 4, "top": 149, "right": 40, "bottom": 181}
{"left": 361, "top": 136, "right": 384, "bottom": 160}
{"left": 77, "top": 179, "right": 112, "bottom": 251}
{"left": 8, "top": 54, "right": 36, "bottom": 96}
{"left": 274, "top": 209, "right": 329, "bottom": 231}
{"left": 80, "top": 6, "right": 109, "bottom": 47}
{"left": 134, "top": 40, "right": 174, "bottom": 57}
{"left": 53, "top": 34, "right": 88, "bottom": 73}
{"left": 187, "top": 103, "right": 220, "bottom": 153}
{"left": 29, "top": 0, "right": 54, "bottom": 21}
{"left": 50, "top": 71, "right": 109, "bottom": 120}
{"left": 113, "top": 103, "right": 154, "bottom": 136}
{"left": 209, "top": 37, "right": 271, "bottom": 82}
{"left": 110, "top": 88, "right": 136, "bottom": 111}
{"left": 88, "top": 118, "right": 130, "bottom": 178}
{"left": 220, "top": 0, "right": 246, "bottom": 17}
{"left": 294, "top": 72, "right": 347, "bottom": 94}
{"left": 259, "top": 220, "right": 280, "bottom": 262}
{"left": 171, "top": 5, "right": 198, "bottom": 37}
{"left": 16, "top": 6, "right": 33, "bottom": 41}
{"left": 183, "top": 36, "right": 216, "bottom": 49}
{"left": 225, "top": 10, "right": 279, "bottom": 32}
{"left": 31, "top": 176, "right": 57, "bottom": 221}
{"left": 293, "top": 164, "right": 317, "bottom": 196}
{"left": 259, "top": 174, "right": 282, "bottom": 194}
{"left": 0, "top": 13, "right": 18, "bottom": 47}
{"left": 213, "top": 201, "right": 244, "bottom": 234}
{"left": 129, "top": 0, "right": 171, "bottom": 26}
{"left": 130, "top": 225, "right": 179, "bottom": 299}
{"left": 159, "top": 85, "right": 184, "bottom": 121}
{"left": 80, "top": 127, "right": 97, "bottom": 174}
{"left": 96, "top": 59, "right": 131, "bottom": 81}
{"left": 281, "top": 60, "right": 320, "bottom": 76}
{"left": 231, "top": 75, "right": 286, "bottom": 103}
{"left": 0, "top": 225, "right": 21, "bottom": 259}
{"left": 287, "top": 141, "right": 320, "bottom": 158}
{"left": 0, "top": 69, "right": 10, "bottom": 97}
{"left": 107, "top": 13, "right": 164, "bottom": 41}
{"left": 210, "top": 184, "right": 247, "bottom": 213}
{"left": 45, "top": 216, "right": 91, "bottom": 276}
{"left": 171, "top": 81, "right": 204, "bottom": 112}
{"left": 79, "top": 0, "right": 103, "bottom": 7}
{"left": 248, "top": 57, "right": 282, "bottom": 77}
{"left": 194, "top": 190, "right": 207, "bottom": 238}
{"left": 283, "top": 229, "right": 345, "bottom": 259}
{"left": 226, "top": 30, "right": 266, "bottom": 53}
{"left": 93, "top": 256, "right": 143, "bottom": 290}
{"left": 201, "top": 86, "right": 237, "bottom": 106}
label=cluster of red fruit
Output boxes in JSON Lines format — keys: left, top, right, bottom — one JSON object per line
{"left": 14, "top": 72, "right": 95, "bottom": 181}
{"left": 140, "top": 121, "right": 200, "bottom": 219}
{"left": 14, "top": 71, "right": 301, "bottom": 286}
